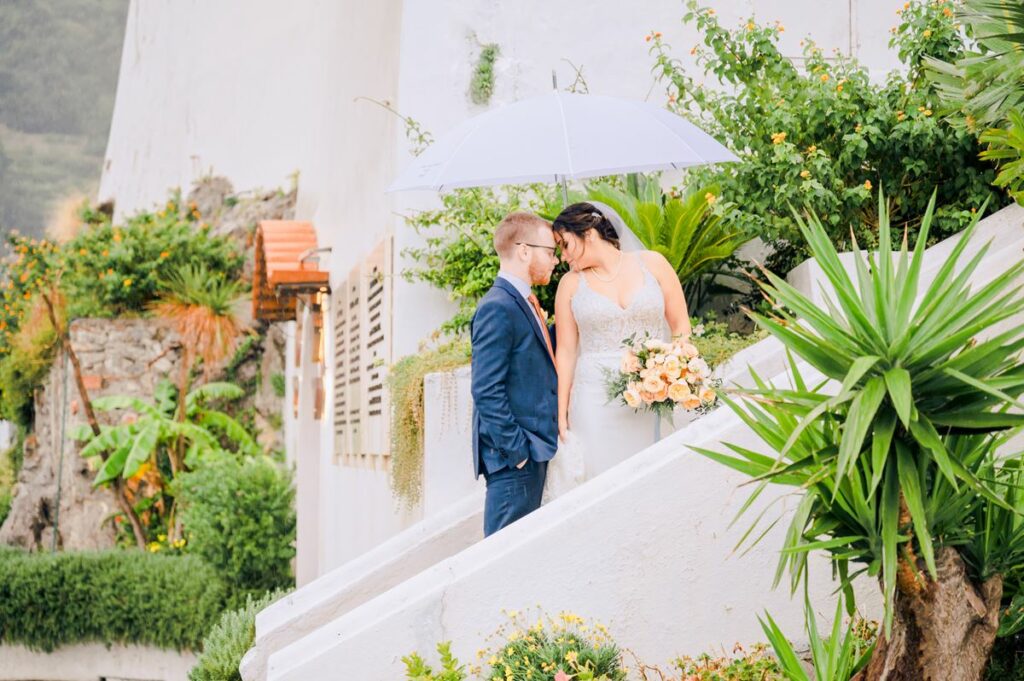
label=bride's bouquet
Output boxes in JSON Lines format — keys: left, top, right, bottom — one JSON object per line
{"left": 605, "top": 332, "right": 719, "bottom": 418}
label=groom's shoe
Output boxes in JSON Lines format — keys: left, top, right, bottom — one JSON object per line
{"left": 482, "top": 457, "right": 547, "bottom": 537}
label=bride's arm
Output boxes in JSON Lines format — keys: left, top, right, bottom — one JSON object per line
{"left": 554, "top": 272, "right": 580, "bottom": 441}
{"left": 641, "top": 251, "right": 692, "bottom": 338}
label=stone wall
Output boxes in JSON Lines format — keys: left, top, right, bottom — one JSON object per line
{"left": 0, "top": 318, "right": 286, "bottom": 551}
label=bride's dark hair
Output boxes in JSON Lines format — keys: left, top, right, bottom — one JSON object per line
{"left": 552, "top": 202, "right": 621, "bottom": 250}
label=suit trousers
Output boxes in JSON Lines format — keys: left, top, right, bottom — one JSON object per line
{"left": 482, "top": 457, "right": 547, "bottom": 537}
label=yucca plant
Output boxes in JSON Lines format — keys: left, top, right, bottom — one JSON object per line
{"left": 697, "top": 191, "right": 1024, "bottom": 678}
{"left": 759, "top": 591, "right": 874, "bottom": 681}
{"left": 584, "top": 178, "right": 747, "bottom": 309}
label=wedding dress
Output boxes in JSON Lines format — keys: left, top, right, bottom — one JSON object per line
{"left": 543, "top": 255, "right": 679, "bottom": 502}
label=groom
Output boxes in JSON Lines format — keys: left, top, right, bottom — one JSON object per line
{"left": 471, "top": 211, "right": 560, "bottom": 537}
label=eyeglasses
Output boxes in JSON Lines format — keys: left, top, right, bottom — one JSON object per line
{"left": 516, "top": 242, "right": 561, "bottom": 257}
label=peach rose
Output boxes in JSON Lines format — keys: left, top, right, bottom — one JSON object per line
{"left": 651, "top": 385, "right": 669, "bottom": 403}
{"left": 668, "top": 380, "right": 692, "bottom": 403}
{"left": 624, "top": 387, "right": 642, "bottom": 408}
{"left": 682, "top": 393, "right": 702, "bottom": 410}
{"left": 620, "top": 350, "right": 641, "bottom": 374}
{"left": 642, "top": 375, "right": 666, "bottom": 394}
{"left": 687, "top": 357, "right": 709, "bottom": 377}
{"left": 699, "top": 386, "right": 717, "bottom": 404}
{"left": 681, "top": 343, "right": 700, "bottom": 359}
{"left": 640, "top": 390, "right": 657, "bottom": 405}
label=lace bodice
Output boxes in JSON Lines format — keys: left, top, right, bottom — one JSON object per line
{"left": 570, "top": 258, "right": 670, "bottom": 356}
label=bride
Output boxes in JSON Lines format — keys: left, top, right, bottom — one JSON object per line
{"left": 544, "top": 201, "right": 692, "bottom": 498}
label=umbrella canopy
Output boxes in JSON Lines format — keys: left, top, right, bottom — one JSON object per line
{"left": 387, "top": 91, "right": 737, "bottom": 193}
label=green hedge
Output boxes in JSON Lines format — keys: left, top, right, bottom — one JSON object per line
{"left": 0, "top": 547, "right": 226, "bottom": 652}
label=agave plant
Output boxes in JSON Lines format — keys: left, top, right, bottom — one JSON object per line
{"left": 584, "top": 178, "right": 747, "bottom": 308}
{"left": 697, "top": 191, "right": 1024, "bottom": 678}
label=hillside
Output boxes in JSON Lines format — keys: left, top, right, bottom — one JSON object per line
{"left": 0, "top": 0, "right": 128, "bottom": 237}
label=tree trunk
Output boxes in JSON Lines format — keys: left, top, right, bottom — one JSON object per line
{"left": 41, "top": 292, "right": 148, "bottom": 549}
{"left": 853, "top": 546, "right": 1002, "bottom": 681}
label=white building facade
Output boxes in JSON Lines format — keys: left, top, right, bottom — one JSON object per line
{"left": 98, "top": 9, "right": 928, "bottom": 674}
{"left": 100, "top": 0, "right": 907, "bottom": 585}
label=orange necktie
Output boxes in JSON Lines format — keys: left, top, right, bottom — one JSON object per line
{"left": 527, "top": 294, "right": 556, "bottom": 365}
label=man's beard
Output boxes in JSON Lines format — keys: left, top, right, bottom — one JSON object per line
{"left": 528, "top": 260, "right": 551, "bottom": 286}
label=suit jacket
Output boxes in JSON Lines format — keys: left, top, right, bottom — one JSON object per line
{"left": 470, "top": 277, "right": 558, "bottom": 478}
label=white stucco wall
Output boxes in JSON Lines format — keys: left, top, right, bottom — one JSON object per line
{"left": 0, "top": 643, "right": 196, "bottom": 681}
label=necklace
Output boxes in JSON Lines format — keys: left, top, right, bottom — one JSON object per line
{"left": 587, "top": 250, "right": 624, "bottom": 283}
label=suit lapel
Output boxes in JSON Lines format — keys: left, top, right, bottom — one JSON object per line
{"left": 492, "top": 278, "right": 554, "bottom": 366}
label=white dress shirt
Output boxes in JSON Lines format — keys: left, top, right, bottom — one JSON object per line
{"left": 497, "top": 271, "right": 547, "bottom": 335}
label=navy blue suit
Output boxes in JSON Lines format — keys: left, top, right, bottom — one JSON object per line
{"left": 471, "top": 277, "right": 558, "bottom": 536}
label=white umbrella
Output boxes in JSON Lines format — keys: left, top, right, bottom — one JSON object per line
{"left": 387, "top": 91, "right": 737, "bottom": 194}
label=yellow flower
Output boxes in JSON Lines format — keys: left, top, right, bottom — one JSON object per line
{"left": 897, "top": 110, "right": 906, "bottom": 121}
{"left": 864, "top": 180, "right": 873, "bottom": 190}
{"left": 160, "top": 251, "right": 170, "bottom": 259}
{"left": 800, "top": 169, "right": 811, "bottom": 179}
{"left": 488, "top": 656, "right": 498, "bottom": 665}
{"left": 807, "top": 145, "right": 817, "bottom": 153}
{"left": 566, "top": 651, "right": 578, "bottom": 663}
{"left": 746, "top": 21, "right": 755, "bottom": 30}
{"left": 79, "top": 248, "right": 87, "bottom": 256}
{"left": 923, "top": 109, "right": 932, "bottom": 116}
{"left": 704, "top": 192, "right": 717, "bottom": 205}
{"left": 836, "top": 84, "right": 844, "bottom": 92}
{"left": 820, "top": 73, "right": 830, "bottom": 82}
{"left": 776, "top": 24, "right": 785, "bottom": 32}
{"left": 706, "top": 8, "right": 715, "bottom": 14}
{"left": 943, "top": 6, "right": 953, "bottom": 17}
{"left": 923, "top": 29, "right": 932, "bottom": 37}
{"left": 771, "top": 131, "right": 787, "bottom": 144}
{"left": 123, "top": 278, "right": 132, "bottom": 288}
